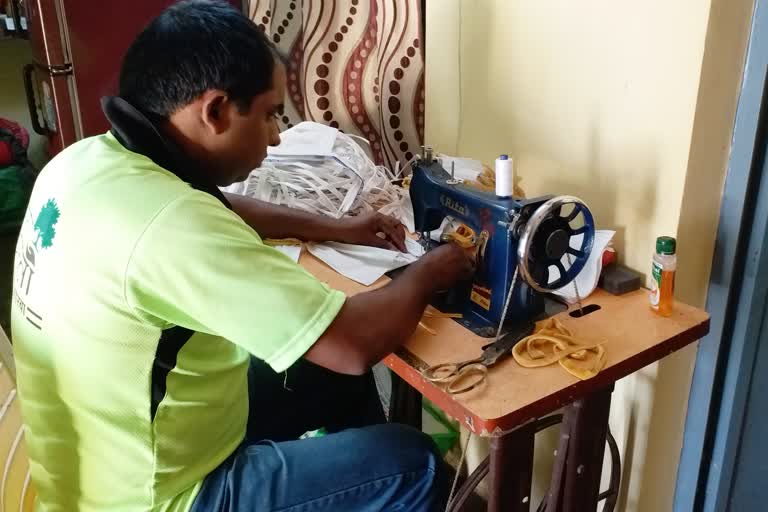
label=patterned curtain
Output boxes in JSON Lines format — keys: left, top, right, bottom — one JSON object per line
{"left": 249, "top": 0, "right": 425, "bottom": 170}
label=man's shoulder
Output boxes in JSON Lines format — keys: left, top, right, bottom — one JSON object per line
{"left": 45, "top": 132, "right": 175, "bottom": 182}
{"left": 49, "top": 132, "right": 138, "bottom": 165}
{"left": 137, "top": 188, "right": 248, "bottom": 247}
{"left": 36, "top": 133, "right": 194, "bottom": 216}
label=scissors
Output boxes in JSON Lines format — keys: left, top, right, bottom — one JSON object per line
{"left": 423, "top": 320, "right": 535, "bottom": 394}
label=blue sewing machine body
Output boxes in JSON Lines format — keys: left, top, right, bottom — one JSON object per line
{"left": 409, "top": 158, "right": 594, "bottom": 335}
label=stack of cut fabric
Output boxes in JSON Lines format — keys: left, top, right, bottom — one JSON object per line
{"left": 223, "top": 122, "right": 413, "bottom": 230}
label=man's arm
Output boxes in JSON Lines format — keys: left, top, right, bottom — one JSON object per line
{"left": 224, "top": 192, "right": 406, "bottom": 250}
{"left": 224, "top": 192, "right": 344, "bottom": 241}
{"left": 226, "top": 193, "right": 475, "bottom": 374}
{"left": 304, "top": 243, "right": 474, "bottom": 375}
{"left": 126, "top": 192, "right": 471, "bottom": 376}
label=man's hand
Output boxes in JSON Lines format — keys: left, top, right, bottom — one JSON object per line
{"left": 334, "top": 212, "right": 407, "bottom": 252}
{"left": 224, "top": 193, "right": 408, "bottom": 248}
{"left": 307, "top": 240, "right": 476, "bottom": 374}
{"left": 417, "top": 243, "right": 476, "bottom": 291}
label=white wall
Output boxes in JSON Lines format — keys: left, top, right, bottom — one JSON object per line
{"left": 425, "top": 0, "right": 754, "bottom": 509}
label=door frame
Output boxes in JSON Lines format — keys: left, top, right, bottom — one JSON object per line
{"left": 674, "top": 0, "right": 768, "bottom": 509}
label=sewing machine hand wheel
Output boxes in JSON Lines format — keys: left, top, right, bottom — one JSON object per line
{"left": 517, "top": 196, "right": 595, "bottom": 293}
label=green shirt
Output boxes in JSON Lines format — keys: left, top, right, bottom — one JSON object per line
{"left": 11, "top": 132, "right": 345, "bottom": 511}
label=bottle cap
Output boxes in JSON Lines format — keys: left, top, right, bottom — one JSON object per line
{"left": 656, "top": 236, "right": 676, "bottom": 255}
{"left": 498, "top": 154, "right": 509, "bottom": 160}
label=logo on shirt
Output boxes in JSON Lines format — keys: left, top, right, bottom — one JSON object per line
{"left": 13, "top": 198, "right": 60, "bottom": 330}
{"left": 33, "top": 198, "right": 60, "bottom": 249}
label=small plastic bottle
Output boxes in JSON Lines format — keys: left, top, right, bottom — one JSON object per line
{"left": 650, "top": 236, "right": 676, "bottom": 317}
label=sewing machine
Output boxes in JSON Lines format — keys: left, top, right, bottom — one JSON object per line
{"left": 409, "top": 149, "right": 595, "bottom": 336}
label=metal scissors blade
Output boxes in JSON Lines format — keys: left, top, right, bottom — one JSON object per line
{"left": 478, "top": 320, "right": 536, "bottom": 366}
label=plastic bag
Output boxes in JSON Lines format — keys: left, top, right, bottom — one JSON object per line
{"left": 0, "top": 164, "right": 34, "bottom": 235}
{"left": 0, "top": 118, "right": 35, "bottom": 235}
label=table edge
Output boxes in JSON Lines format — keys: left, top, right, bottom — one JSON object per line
{"left": 385, "top": 316, "right": 711, "bottom": 437}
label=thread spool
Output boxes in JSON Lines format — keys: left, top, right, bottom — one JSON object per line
{"left": 495, "top": 154, "right": 514, "bottom": 197}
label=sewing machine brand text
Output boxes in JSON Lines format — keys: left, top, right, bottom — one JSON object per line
{"left": 439, "top": 195, "right": 469, "bottom": 217}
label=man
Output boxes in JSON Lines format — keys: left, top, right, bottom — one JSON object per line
{"left": 11, "top": 1, "right": 474, "bottom": 511}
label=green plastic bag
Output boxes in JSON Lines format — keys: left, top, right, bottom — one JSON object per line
{"left": 423, "top": 398, "right": 460, "bottom": 456}
{"left": 0, "top": 164, "right": 34, "bottom": 236}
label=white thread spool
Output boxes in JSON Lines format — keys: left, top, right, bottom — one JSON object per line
{"left": 495, "top": 154, "right": 514, "bottom": 197}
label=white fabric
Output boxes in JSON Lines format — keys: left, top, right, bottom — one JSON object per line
{"left": 399, "top": 202, "right": 416, "bottom": 234}
{"left": 552, "top": 230, "right": 615, "bottom": 304}
{"left": 307, "top": 238, "right": 425, "bottom": 286}
{"left": 273, "top": 245, "right": 302, "bottom": 263}
{"left": 222, "top": 122, "right": 413, "bottom": 227}
{"left": 436, "top": 154, "right": 484, "bottom": 182}
{"left": 267, "top": 122, "right": 338, "bottom": 159}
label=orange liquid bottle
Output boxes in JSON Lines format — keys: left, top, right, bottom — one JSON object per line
{"left": 650, "top": 237, "right": 676, "bottom": 317}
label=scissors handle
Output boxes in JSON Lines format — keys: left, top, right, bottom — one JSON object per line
{"left": 423, "top": 356, "right": 484, "bottom": 382}
{"left": 446, "top": 363, "right": 488, "bottom": 394}
{"left": 423, "top": 361, "right": 489, "bottom": 394}
{"left": 423, "top": 362, "right": 464, "bottom": 383}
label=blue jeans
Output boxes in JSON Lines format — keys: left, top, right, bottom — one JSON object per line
{"left": 190, "top": 358, "right": 448, "bottom": 511}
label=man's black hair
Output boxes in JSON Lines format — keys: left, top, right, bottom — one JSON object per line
{"left": 119, "top": 0, "right": 277, "bottom": 118}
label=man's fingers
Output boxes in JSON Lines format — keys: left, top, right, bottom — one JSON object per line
{"left": 377, "top": 215, "right": 406, "bottom": 252}
{"left": 370, "top": 234, "right": 396, "bottom": 250}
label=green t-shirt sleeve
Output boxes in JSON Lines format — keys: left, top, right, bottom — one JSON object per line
{"left": 124, "top": 191, "right": 346, "bottom": 372}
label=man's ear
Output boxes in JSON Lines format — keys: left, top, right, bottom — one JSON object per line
{"left": 199, "top": 89, "right": 232, "bottom": 135}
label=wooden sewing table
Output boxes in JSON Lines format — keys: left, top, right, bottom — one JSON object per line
{"left": 300, "top": 252, "right": 710, "bottom": 512}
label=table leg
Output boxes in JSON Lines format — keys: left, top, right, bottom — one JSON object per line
{"left": 388, "top": 371, "right": 422, "bottom": 429}
{"left": 488, "top": 422, "right": 536, "bottom": 512}
{"left": 546, "top": 385, "right": 614, "bottom": 512}
{"left": 447, "top": 457, "right": 489, "bottom": 512}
